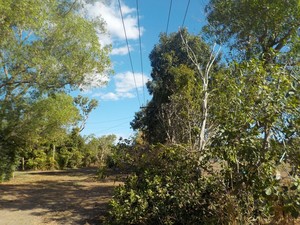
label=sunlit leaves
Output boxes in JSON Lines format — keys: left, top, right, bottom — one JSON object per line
{"left": 204, "top": 0, "right": 300, "bottom": 60}
{"left": 0, "top": 0, "right": 111, "bottom": 179}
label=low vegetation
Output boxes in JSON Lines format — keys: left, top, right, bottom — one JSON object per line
{"left": 1, "top": 0, "right": 299, "bottom": 224}
{"left": 106, "top": 0, "right": 300, "bottom": 224}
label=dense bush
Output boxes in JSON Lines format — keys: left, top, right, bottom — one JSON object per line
{"left": 26, "top": 149, "right": 49, "bottom": 170}
{"left": 106, "top": 144, "right": 300, "bottom": 224}
{"left": 0, "top": 145, "right": 18, "bottom": 181}
{"left": 0, "top": 136, "right": 22, "bottom": 181}
{"left": 106, "top": 145, "right": 230, "bottom": 224}
{"left": 107, "top": 145, "right": 210, "bottom": 224}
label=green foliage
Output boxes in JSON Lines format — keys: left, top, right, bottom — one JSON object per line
{"left": 26, "top": 149, "right": 48, "bottom": 170}
{"left": 211, "top": 58, "right": 299, "bottom": 173}
{"left": 55, "top": 128, "right": 85, "bottom": 169}
{"left": 26, "top": 93, "right": 80, "bottom": 142}
{"left": 16, "top": 94, "right": 81, "bottom": 170}
{"left": 208, "top": 57, "right": 300, "bottom": 222}
{"left": 108, "top": 3, "right": 300, "bottom": 223}
{"left": 56, "top": 147, "right": 84, "bottom": 169}
{"left": 204, "top": 0, "right": 300, "bottom": 60}
{"left": 105, "top": 138, "right": 131, "bottom": 170}
{"left": 0, "top": 0, "right": 111, "bottom": 178}
{"left": 106, "top": 145, "right": 212, "bottom": 224}
{"left": 0, "top": 0, "right": 110, "bottom": 97}
{"left": 57, "top": 147, "right": 74, "bottom": 169}
{"left": 0, "top": 141, "right": 18, "bottom": 181}
{"left": 131, "top": 29, "right": 218, "bottom": 145}
{"left": 74, "top": 95, "right": 99, "bottom": 131}
{"left": 83, "top": 134, "right": 117, "bottom": 168}
{"left": 106, "top": 136, "right": 149, "bottom": 172}
{"left": 107, "top": 143, "right": 300, "bottom": 224}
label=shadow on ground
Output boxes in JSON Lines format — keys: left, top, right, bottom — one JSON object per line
{"left": 0, "top": 168, "right": 123, "bottom": 225}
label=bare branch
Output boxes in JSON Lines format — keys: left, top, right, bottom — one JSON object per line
{"left": 181, "top": 31, "right": 221, "bottom": 153}
{"left": 180, "top": 31, "right": 204, "bottom": 78}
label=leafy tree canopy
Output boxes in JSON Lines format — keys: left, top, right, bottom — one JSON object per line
{"left": 203, "top": 0, "right": 300, "bottom": 60}
{"left": 0, "top": 0, "right": 111, "bottom": 180}
{"left": 0, "top": 0, "right": 111, "bottom": 100}
{"left": 131, "top": 29, "right": 219, "bottom": 144}
{"left": 110, "top": 2, "right": 300, "bottom": 223}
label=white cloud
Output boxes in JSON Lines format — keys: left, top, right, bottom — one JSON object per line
{"left": 122, "top": 92, "right": 136, "bottom": 98}
{"left": 84, "top": 0, "right": 144, "bottom": 48}
{"left": 111, "top": 45, "right": 132, "bottom": 55}
{"left": 93, "top": 71, "right": 149, "bottom": 101}
{"left": 115, "top": 71, "right": 148, "bottom": 93}
{"left": 94, "top": 91, "right": 135, "bottom": 101}
{"left": 97, "top": 92, "right": 119, "bottom": 101}
{"left": 82, "top": 1, "right": 148, "bottom": 98}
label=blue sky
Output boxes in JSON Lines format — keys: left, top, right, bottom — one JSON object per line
{"left": 80, "top": 0, "right": 209, "bottom": 139}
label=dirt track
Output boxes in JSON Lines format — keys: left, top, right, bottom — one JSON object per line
{"left": 0, "top": 168, "right": 122, "bottom": 225}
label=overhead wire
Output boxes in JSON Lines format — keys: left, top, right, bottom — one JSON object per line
{"left": 136, "top": 0, "right": 146, "bottom": 105}
{"left": 86, "top": 116, "right": 133, "bottom": 125}
{"left": 166, "top": 0, "right": 173, "bottom": 34}
{"left": 182, "top": 0, "right": 191, "bottom": 28}
{"left": 94, "top": 121, "right": 130, "bottom": 134}
{"left": 117, "top": 0, "right": 141, "bottom": 106}
{"left": 117, "top": 0, "right": 203, "bottom": 107}
{"left": 87, "top": 0, "right": 218, "bottom": 136}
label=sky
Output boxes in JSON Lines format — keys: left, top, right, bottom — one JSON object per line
{"left": 79, "top": 0, "right": 209, "bottom": 139}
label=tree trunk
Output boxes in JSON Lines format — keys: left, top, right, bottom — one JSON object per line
{"left": 22, "top": 157, "right": 25, "bottom": 171}
{"left": 199, "top": 90, "right": 208, "bottom": 151}
{"left": 52, "top": 144, "right": 56, "bottom": 170}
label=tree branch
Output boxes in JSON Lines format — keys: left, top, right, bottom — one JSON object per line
{"left": 180, "top": 30, "right": 221, "bottom": 153}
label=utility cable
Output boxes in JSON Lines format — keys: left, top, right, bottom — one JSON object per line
{"left": 118, "top": 0, "right": 141, "bottom": 106}
{"left": 166, "top": 0, "right": 173, "bottom": 34}
{"left": 182, "top": 0, "right": 191, "bottom": 28}
{"left": 94, "top": 121, "right": 129, "bottom": 134}
{"left": 136, "top": 0, "right": 146, "bottom": 105}
{"left": 86, "top": 116, "right": 133, "bottom": 125}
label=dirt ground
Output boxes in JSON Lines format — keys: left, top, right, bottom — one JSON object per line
{"left": 0, "top": 168, "right": 123, "bottom": 225}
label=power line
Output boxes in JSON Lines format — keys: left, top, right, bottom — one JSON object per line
{"left": 182, "top": 0, "right": 191, "bottom": 28}
{"left": 136, "top": 0, "right": 146, "bottom": 105}
{"left": 117, "top": 0, "right": 141, "bottom": 106}
{"left": 86, "top": 116, "right": 133, "bottom": 125}
{"left": 94, "top": 121, "right": 130, "bottom": 134}
{"left": 166, "top": 0, "right": 173, "bottom": 34}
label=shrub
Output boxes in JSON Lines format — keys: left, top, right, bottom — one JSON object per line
{"left": 26, "top": 149, "right": 48, "bottom": 170}
{"left": 106, "top": 144, "right": 300, "bottom": 224}
{"left": 106, "top": 145, "right": 228, "bottom": 224}
{"left": 0, "top": 150, "right": 17, "bottom": 181}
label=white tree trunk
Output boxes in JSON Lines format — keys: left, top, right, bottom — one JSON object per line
{"left": 181, "top": 33, "right": 220, "bottom": 153}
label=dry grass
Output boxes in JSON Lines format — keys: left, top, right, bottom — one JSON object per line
{"left": 0, "top": 168, "right": 124, "bottom": 225}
